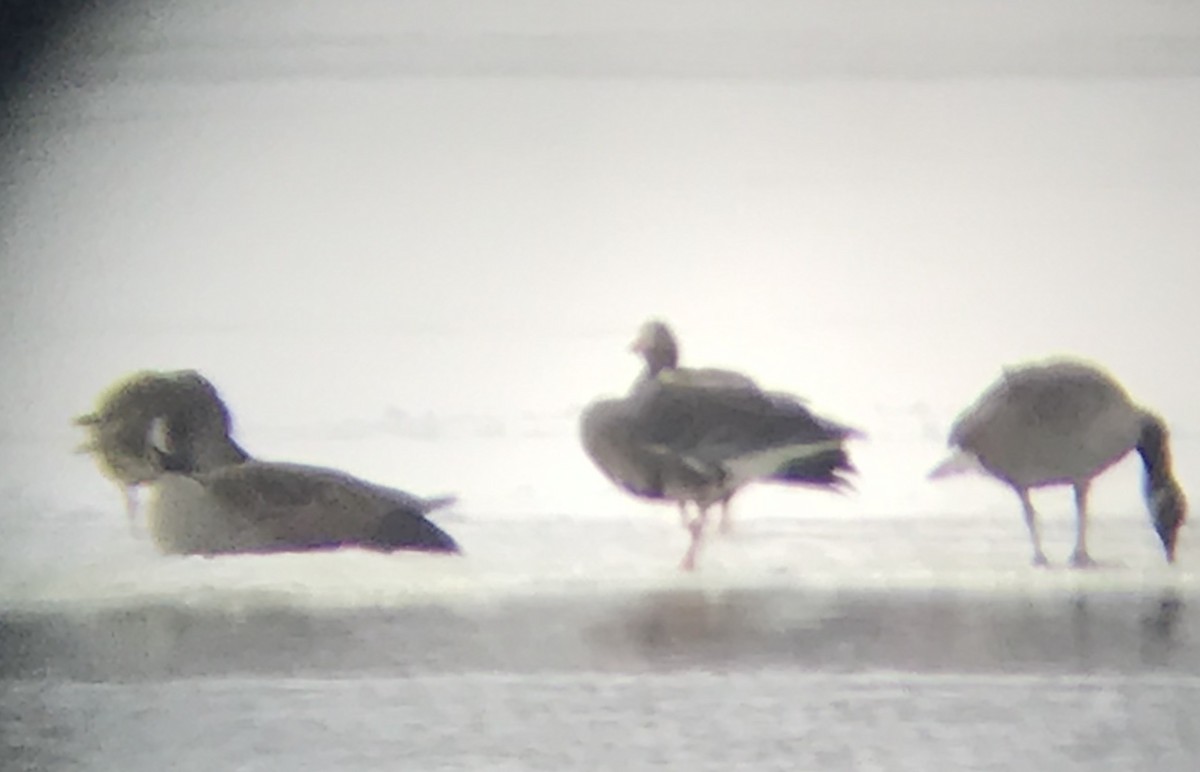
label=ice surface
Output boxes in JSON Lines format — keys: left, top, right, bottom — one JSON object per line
{"left": 1, "top": 0, "right": 1199, "bottom": 626}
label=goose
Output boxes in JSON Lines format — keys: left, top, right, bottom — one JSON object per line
{"left": 930, "top": 358, "right": 1186, "bottom": 566}
{"left": 76, "top": 372, "right": 461, "bottom": 556}
{"left": 581, "top": 320, "right": 859, "bottom": 570}
{"left": 74, "top": 370, "right": 248, "bottom": 523}
{"left": 629, "top": 319, "right": 857, "bottom": 532}
{"left": 630, "top": 319, "right": 762, "bottom": 393}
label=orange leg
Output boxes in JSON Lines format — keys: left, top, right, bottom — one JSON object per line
{"left": 679, "top": 506, "right": 711, "bottom": 571}
{"left": 1018, "top": 488, "right": 1048, "bottom": 567}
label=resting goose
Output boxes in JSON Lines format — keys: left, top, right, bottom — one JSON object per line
{"left": 930, "top": 358, "right": 1186, "bottom": 566}
{"left": 76, "top": 371, "right": 461, "bottom": 556}
{"left": 630, "top": 319, "right": 857, "bottom": 532}
{"left": 74, "top": 370, "right": 248, "bottom": 522}
{"left": 581, "top": 320, "right": 859, "bottom": 570}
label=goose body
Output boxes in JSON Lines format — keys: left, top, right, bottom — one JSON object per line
{"left": 146, "top": 461, "right": 459, "bottom": 555}
{"left": 581, "top": 378, "right": 852, "bottom": 507}
{"left": 77, "top": 372, "right": 461, "bottom": 556}
{"left": 582, "top": 320, "right": 858, "bottom": 570}
{"left": 631, "top": 320, "right": 855, "bottom": 527}
{"left": 931, "top": 358, "right": 1186, "bottom": 565}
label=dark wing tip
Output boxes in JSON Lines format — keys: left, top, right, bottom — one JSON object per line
{"left": 377, "top": 509, "right": 462, "bottom": 554}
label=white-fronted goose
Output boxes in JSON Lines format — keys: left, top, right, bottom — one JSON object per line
{"left": 581, "top": 320, "right": 859, "bottom": 570}
{"left": 629, "top": 319, "right": 857, "bottom": 532}
{"left": 930, "top": 358, "right": 1186, "bottom": 566}
{"left": 630, "top": 319, "right": 761, "bottom": 393}
{"left": 76, "top": 372, "right": 460, "bottom": 556}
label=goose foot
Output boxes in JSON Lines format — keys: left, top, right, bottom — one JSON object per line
{"left": 1069, "top": 550, "right": 1097, "bottom": 569}
{"left": 1031, "top": 552, "right": 1049, "bottom": 568}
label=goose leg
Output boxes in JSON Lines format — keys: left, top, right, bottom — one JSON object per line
{"left": 123, "top": 485, "right": 140, "bottom": 534}
{"left": 1069, "top": 481, "right": 1096, "bottom": 568}
{"left": 677, "top": 501, "right": 690, "bottom": 529}
{"left": 1018, "top": 488, "right": 1049, "bottom": 567}
{"left": 680, "top": 505, "right": 711, "bottom": 572}
{"left": 717, "top": 497, "right": 733, "bottom": 535}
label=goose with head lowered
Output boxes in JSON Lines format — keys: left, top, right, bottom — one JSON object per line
{"left": 581, "top": 320, "right": 860, "bottom": 570}
{"left": 76, "top": 371, "right": 461, "bottom": 556}
{"left": 74, "top": 370, "right": 249, "bottom": 524}
{"left": 930, "top": 358, "right": 1186, "bottom": 567}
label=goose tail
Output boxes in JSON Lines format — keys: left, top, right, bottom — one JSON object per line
{"left": 376, "top": 509, "right": 462, "bottom": 554}
{"left": 771, "top": 446, "right": 857, "bottom": 492}
{"left": 421, "top": 494, "right": 459, "bottom": 515}
{"left": 928, "top": 449, "right": 985, "bottom": 479}
{"left": 1136, "top": 411, "right": 1186, "bottom": 563}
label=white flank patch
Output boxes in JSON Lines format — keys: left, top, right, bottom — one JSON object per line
{"left": 725, "top": 440, "right": 843, "bottom": 487}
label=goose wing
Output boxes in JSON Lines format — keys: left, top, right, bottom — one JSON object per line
{"left": 196, "top": 462, "right": 459, "bottom": 553}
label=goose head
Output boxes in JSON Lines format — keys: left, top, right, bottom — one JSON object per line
{"left": 1137, "top": 417, "right": 1187, "bottom": 563}
{"left": 629, "top": 319, "right": 679, "bottom": 376}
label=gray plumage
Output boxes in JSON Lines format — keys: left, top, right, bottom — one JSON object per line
{"left": 582, "top": 320, "right": 859, "bottom": 570}
{"left": 931, "top": 358, "right": 1186, "bottom": 565}
{"left": 76, "top": 371, "right": 460, "bottom": 556}
{"left": 631, "top": 319, "right": 857, "bottom": 507}
{"left": 146, "top": 460, "right": 459, "bottom": 556}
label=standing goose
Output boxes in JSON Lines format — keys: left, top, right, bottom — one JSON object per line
{"left": 76, "top": 372, "right": 461, "bottom": 556}
{"left": 581, "top": 320, "right": 859, "bottom": 570}
{"left": 629, "top": 319, "right": 857, "bottom": 532}
{"left": 74, "top": 370, "right": 248, "bottom": 523}
{"left": 930, "top": 358, "right": 1186, "bottom": 566}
